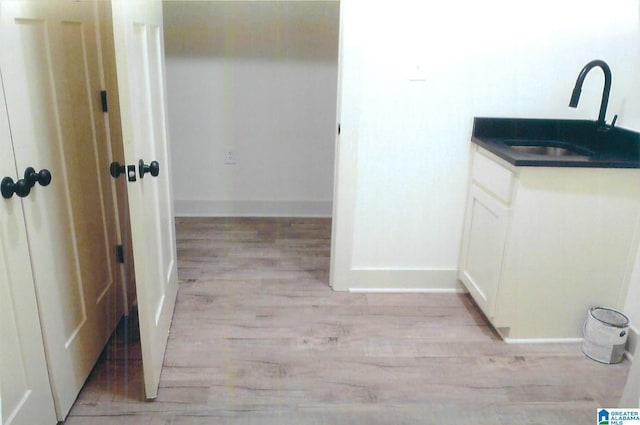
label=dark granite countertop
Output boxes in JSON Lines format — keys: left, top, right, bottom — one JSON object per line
{"left": 472, "top": 117, "right": 640, "bottom": 168}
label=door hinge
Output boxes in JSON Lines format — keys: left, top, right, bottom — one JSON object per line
{"left": 101, "top": 90, "right": 108, "bottom": 112}
{"left": 116, "top": 244, "right": 124, "bottom": 263}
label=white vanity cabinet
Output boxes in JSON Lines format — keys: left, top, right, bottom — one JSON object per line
{"left": 459, "top": 144, "right": 640, "bottom": 340}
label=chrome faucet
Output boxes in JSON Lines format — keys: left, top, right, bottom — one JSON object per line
{"left": 569, "top": 59, "right": 617, "bottom": 132}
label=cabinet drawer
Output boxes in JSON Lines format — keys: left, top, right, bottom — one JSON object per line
{"left": 471, "top": 147, "right": 514, "bottom": 204}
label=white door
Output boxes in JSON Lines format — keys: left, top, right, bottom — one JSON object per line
{"left": 0, "top": 0, "right": 123, "bottom": 419}
{"left": 111, "top": 0, "right": 179, "bottom": 399}
{"left": 0, "top": 70, "right": 57, "bottom": 425}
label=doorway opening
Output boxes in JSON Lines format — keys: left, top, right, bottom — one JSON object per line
{"left": 162, "top": 1, "right": 340, "bottom": 231}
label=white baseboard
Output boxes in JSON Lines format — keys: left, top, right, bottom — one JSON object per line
{"left": 174, "top": 199, "right": 332, "bottom": 217}
{"left": 503, "top": 337, "right": 583, "bottom": 344}
{"left": 349, "top": 287, "right": 465, "bottom": 294}
{"left": 332, "top": 269, "right": 460, "bottom": 292}
{"left": 500, "top": 326, "right": 638, "bottom": 359}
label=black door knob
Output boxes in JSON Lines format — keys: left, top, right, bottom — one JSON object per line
{"left": 1, "top": 177, "right": 30, "bottom": 199}
{"left": 138, "top": 160, "right": 159, "bottom": 178}
{"left": 110, "top": 161, "right": 126, "bottom": 178}
{"left": 24, "top": 167, "right": 52, "bottom": 188}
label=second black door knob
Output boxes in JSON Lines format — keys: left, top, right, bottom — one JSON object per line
{"left": 24, "top": 167, "right": 52, "bottom": 188}
{"left": 139, "top": 160, "right": 160, "bottom": 178}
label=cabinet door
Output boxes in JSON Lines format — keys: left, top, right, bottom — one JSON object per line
{"left": 458, "top": 184, "right": 509, "bottom": 320}
{"left": 0, "top": 70, "right": 56, "bottom": 425}
{"left": 0, "top": 0, "right": 123, "bottom": 419}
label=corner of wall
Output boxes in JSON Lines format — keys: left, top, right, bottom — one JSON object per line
{"left": 627, "top": 325, "right": 639, "bottom": 361}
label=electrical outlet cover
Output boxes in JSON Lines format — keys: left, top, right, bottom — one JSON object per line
{"left": 225, "top": 150, "right": 236, "bottom": 165}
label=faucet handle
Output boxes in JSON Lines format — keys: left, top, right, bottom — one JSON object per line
{"left": 598, "top": 114, "right": 618, "bottom": 132}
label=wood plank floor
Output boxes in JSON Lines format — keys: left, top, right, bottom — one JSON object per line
{"left": 65, "top": 217, "right": 631, "bottom": 424}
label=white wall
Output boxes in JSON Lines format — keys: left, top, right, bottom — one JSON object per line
{"left": 624, "top": 0, "right": 640, "bottom": 345}
{"left": 332, "top": 0, "right": 640, "bottom": 291}
{"left": 163, "top": 1, "right": 339, "bottom": 217}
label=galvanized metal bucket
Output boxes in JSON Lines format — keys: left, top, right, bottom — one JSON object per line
{"left": 582, "top": 307, "right": 630, "bottom": 364}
